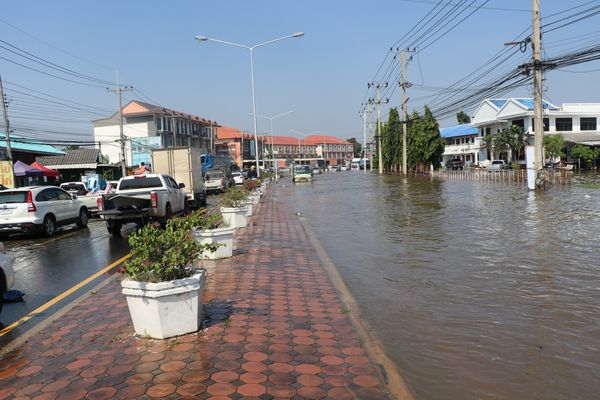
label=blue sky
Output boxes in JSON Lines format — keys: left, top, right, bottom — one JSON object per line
{"left": 1, "top": 0, "right": 599, "bottom": 145}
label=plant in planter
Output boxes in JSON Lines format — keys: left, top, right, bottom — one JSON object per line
{"left": 187, "top": 209, "right": 235, "bottom": 259}
{"left": 218, "top": 187, "right": 249, "bottom": 228}
{"left": 120, "top": 218, "right": 213, "bottom": 339}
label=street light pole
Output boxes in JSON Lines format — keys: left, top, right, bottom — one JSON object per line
{"left": 254, "top": 110, "right": 293, "bottom": 182}
{"left": 195, "top": 32, "right": 304, "bottom": 178}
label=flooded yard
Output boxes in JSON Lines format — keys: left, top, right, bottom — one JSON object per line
{"left": 287, "top": 171, "right": 600, "bottom": 400}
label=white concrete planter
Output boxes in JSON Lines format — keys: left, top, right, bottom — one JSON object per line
{"left": 121, "top": 270, "right": 206, "bottom": 339}
{"left": 192, "top": 227, "right": 235, "bottom": 259}
{"left": 220, "top": 206, "right": 248, "bottom": 228}
{"left": 251, "top": 192, "right": 260, "bottom": 205}
{"left": 241, "top": 200, "right": 253, "bottom": 217}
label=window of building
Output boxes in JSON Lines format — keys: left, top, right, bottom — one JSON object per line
{"left": 580, "top": 117, "right": 597, "bottom": 131}
{"left": 486, "top": 127, "right": 491, "bottom": 136}
{"left": 556, "top": 118, "right": 573, "bottom": 131}
{"left": 156, "top": 117, "right": 163, "bottom": 131}
{"left": 532, "top": 118, "right": 550, "bottom": 132}
{"left": 511, "top": 119, "right": 525, "bottom": 130}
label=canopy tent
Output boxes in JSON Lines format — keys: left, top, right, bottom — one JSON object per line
{"left": 30, "top": 161, "right": 60, "bottom": 177}
{"left": 13, "top": 160, "right": 45, "bottom": 177}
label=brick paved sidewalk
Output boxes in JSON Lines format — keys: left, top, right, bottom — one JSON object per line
{"left": 0, "top": 186, "right": 392, "bottom": 400}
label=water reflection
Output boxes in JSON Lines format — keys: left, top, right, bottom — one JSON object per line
{"left": 289, "top": 172, "right": 600, "bottom": 400}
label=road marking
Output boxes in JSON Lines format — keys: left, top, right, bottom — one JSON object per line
{"left": 0, "top": 253, "right": 131, "bottom": 338}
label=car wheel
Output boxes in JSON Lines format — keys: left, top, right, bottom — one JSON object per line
{"left": 183, "top": 200, "right": 190, "bottom": 215}
{"left": 77, "top": 208, "right": 88, "bottom": 228}
{"left": 43, "top": 215, "right": 55, "bottom": 237}
{"left": 0, "top": 233, "right": 9, "bottom": 241}
{"left": 201, "top": 191, "right": 207, "bottom": 207}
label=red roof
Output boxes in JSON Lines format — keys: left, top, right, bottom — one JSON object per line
{"left": 304, "top": 135, "right": 351, "bottom": 145}
{"left": 264, "top": 136, "right": 313, "bottom": 146}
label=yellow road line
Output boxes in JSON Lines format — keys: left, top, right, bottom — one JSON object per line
{"left": 0, "top": 253, "right": 131, "bottom": 337}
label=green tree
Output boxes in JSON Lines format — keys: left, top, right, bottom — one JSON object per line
{"left": 480, "top": 133, "right": 494, "bottom": 160}
{"left": 570, "top": 144, "right": 597, "bottom": 169}
{"left": 543, "top": 133, "right": 565, "bottom": 161}
{"left": 347, "top": 138, "right": 363, "bottom": 158}
{"left": 382, "top": 108, "right": 402, "bottom": 172}
{"left": 494, "top": 125, "right": 527, "bottom": 162}
{"left": 456, "top": 111, "right": 471, "bottom": 124}
{"left": 407, "top": 106, "right": 445, "bottom": 170}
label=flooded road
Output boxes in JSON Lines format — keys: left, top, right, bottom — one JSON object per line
{"left": 288, "top": 171, "right": 600, "bottom": 400}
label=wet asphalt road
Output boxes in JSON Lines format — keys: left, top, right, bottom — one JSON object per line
{"left": 0, "top": 194, "right": 222, "bottom": 348}
{"left": 0, "top": 219, "right": 131, "bottom": 346}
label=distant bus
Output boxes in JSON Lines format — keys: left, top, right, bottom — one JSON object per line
{"left": 351, "top": 158, "right": 361, "bottom": 170}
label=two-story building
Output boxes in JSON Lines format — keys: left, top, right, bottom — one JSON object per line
{"left": 304, "top": 135, "right": 354, "bottom": 166}
{"left": 264, "top": 136, "right": 317, "bottom": 160}
{"left": 92, "top": 100, "right": 217, "bottom": 167}
{"left": 441, "top": 98, "right": 600, "bottom": 165}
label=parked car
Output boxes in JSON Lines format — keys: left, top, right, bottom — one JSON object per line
{"left": 0, "top": 186, "right": 89, "bottom": 238}
{"left": 231, "top": 171, "right": 245, "bottom": 185}
{"left": 0, "top": 242, "right": 14, "bottom": 315}
{"left": 446, "top": 158, "right": 464, "bottom": 170}
{"left": 97, "top": 174, "right": 187, "bottom": 235}
{"left": 340, "top": 165, "right": 348, "bottom": 171}
{"left": 488, "top": 160, "right": 509, "bottom": 172}
{"left": 205, "top": 169, "right": 231, "bottom": 193}
{"left": 312, "top": 167, "right": 322, "bottom": 175}
{"left": 60, "top": 182, "right": 101, "bottom": 215}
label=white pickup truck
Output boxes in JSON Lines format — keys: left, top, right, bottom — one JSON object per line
{"left": 59, "top": 182, "right": 101, "bottom": 215}
{"left": 97, "top": 174, "right": 187, "bottom": 235}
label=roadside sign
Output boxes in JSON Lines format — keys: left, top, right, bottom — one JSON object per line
{"left": 0, "top": 160, "right": 14, "bottom": 188}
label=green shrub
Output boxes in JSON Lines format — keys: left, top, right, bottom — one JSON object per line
{"left": 183, "top": 209, "right": 227, "bottom": 230}
{"left": 121, "top": 217, "right": 214, "bottom": 283}
{"left": 218, "top": 186, "right": 249, "bottom": 208}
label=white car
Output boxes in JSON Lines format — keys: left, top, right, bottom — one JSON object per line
{"left": 60, "top": 182, "right": 100, "bottom": 214}
{"left": 0, "top": 186, "right": 89, "bottom": 238}
{"left": 487, "top": 160, "right": 509, "bottom": 172}
{"left": 232, "top": 172, "right": 245, "bottom": 185}
{"left": 0, "top": 242, "right": 14, "bottom": 315}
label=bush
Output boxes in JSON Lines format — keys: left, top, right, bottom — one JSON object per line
{"left": 218, "top": 186, "right": 249, "bottom": 208}
{"left": 121, "top": 216, "right": 215, "bottom": 283}
{"left": 183, "top": 209, "right": 227, "bottom": 230}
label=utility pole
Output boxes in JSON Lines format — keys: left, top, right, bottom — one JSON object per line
{"left": 532, "top": 0, "right": 544, "bottom": 176}
{"left": 0, "top": 75, "right": 12, "bottom": 162}
{"left": 368, "top": 83, "right": 388, "bottom": 175}
{"left": 107, "top": 71, "right": 132, "bottom": 177}
{"left": 401, "top": 50, "right": 408, "bottom": 175}
{"left": 361, "top": 106, "right": 371, "bottom": 174}
{"left": 368, "top": 103, "right": 373, "bottom": 172}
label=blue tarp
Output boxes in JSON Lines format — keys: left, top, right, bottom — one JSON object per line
{"left": 489, "top": 99, "right": 508, "bottom": 109}
{"left": 514, "top": 98, "right": 559, "bottom": 110}
{"left": 440, "top": 124, "right": 478, "bottom": 138}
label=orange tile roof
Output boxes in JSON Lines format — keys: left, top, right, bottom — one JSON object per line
{"left": 216, "top": 126, "right": 265, "bottom": 141}
{"left": 304, "top": 135, "right": 351, "bottom": 145}
{"left": 264, "top": 136, "right": 314, "bottom": 146}
{"left": 121, "top": 100, "right": 218, "bottom": 125}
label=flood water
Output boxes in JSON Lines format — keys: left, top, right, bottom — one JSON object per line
{"left": 286, "top": 171, "right": 600, "bottom": 400}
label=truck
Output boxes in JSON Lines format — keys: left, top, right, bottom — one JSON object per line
{"left": 151, "top": 147, "right": 207, "bottom": 209}
{"left": 59, "top": 182, "right": 102, "bottom": 215}
{"left": 97, "top": 174, "right": 187, "bottom": 235}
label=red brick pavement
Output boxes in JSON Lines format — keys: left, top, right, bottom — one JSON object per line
{"left": 0, "top": 186, "right": 392, "bottom": 399}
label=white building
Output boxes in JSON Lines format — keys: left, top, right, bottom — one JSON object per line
{"left": 441, "top": 98, "right": 600, "bottom": 165}
{"left": 93, "top": 100, "right": 217, "bottom": 167}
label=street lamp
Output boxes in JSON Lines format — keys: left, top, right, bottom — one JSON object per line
{"left": 195, "top": 32, "right": 304, "bottom": 177}
{"left": 253, "top": 110, "right": 294, "bottom": 182}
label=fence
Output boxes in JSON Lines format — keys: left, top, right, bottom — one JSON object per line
{"left": 433, "top": 168, "right": 572, "bottom": 186}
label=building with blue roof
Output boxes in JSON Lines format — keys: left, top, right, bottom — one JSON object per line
{"left": 0, "top": 133, "right": 64, "bottom": 164}
{"left": 452, "top": 98, "right": 600, "bottom": 164}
